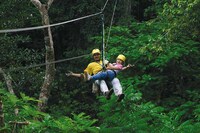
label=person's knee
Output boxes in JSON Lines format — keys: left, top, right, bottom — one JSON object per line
{"left": 112, "top": 78, "right": 119, "bottom": 84}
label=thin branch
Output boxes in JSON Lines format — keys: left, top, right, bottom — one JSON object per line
{"left": 31, "top": 0, "right": 42, "bottom": 10}
{"left": 9, "top": 121, "right": 30, "bottom": 125}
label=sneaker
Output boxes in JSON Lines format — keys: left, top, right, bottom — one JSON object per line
{"left": 105, "top": 89, "right": 114, "bottom": 100}
{"left": 117, "top": 94, "right": 125, "bottom": 102}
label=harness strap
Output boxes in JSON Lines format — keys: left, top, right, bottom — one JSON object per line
{"left": 111, "top": 70, "right": 117, "bottom": 77}
{"left": 95, "top": 61, "right": 106, "bottom": 72}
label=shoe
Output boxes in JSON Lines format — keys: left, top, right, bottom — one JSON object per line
{"left": 117, "top": 94, "right": 125, "bottom": 102}
{"left": 105, "top": 89, "right": 114, "bottom": 100}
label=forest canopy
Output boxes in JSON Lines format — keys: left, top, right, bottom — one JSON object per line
{"left": 0, "top": 0, "right": 200, "bottom": 132}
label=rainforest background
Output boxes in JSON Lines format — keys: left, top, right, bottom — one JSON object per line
{"left": 0, "top": 0, "right": 200, "bottom": 132}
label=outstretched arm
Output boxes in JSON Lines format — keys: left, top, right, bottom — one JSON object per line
{"left": 66, "top": 71, "right": 82, "bottom": 78}
{"left": 106, "top": 63, "right": 122, "bottom": 70}
{"left": 122, "top": 64, "right": 134, "bottom": 70}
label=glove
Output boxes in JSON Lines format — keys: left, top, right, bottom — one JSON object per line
{"left": 103, "top": 59, "right": 109, "bottom": 65}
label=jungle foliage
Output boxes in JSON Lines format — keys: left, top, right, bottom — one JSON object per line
{"left": 0, "top": 0, "right": 200, "bottom": 132}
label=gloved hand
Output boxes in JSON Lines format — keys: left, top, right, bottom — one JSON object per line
{"left": 65, "top": 71, "right": 73, "bottom": 76}
{"left": 103, "top": 59, "right": 109, "bottom": 65}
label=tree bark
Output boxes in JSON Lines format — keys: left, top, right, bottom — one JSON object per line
{"left": 118, "top": 0, "right": 132, "bottom": 25}
{"left": 0, "top": 68, "right": 14, "bottom": 131}
{"left": 31, "top": 0, "right": 55, "bottom": 112}
{"left": 0, "top": 96, "right": 5, "bottom": 129}
{"left": 0, "top": 68, "right": 15, "bottom": 94}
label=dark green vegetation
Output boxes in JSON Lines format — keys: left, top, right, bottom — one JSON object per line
{"left": 0, "top": 0, "right": 200, "bottom": 132}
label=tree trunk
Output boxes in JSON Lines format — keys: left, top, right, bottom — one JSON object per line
{"left": 118, "top": 0, "right": 132, "bottom": 25}
{"left": 0, "top": 68, "right": 15, "bottom": 94}
{"left": 31, "top": 0, "right": 55, "bottom": 112}
{"left": 124, "top": 0, "right": 132, "bottom": 17}
{"left": 0, "top": 68, "right": 15, "bottom": 131}
{"left": 0, "top": 95, "right": 5, "bottom": 130}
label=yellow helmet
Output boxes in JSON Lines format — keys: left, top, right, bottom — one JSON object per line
{"left": 117, "top": 54, "right": 126, "bottom": 62}
{"left": 92, "top": 49, "right": 101, "bottom": 55}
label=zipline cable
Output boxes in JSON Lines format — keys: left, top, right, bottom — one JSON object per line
{"left": 101, "top": 0, "right": 110, "bottom": 69}
{"left": 0, "top": 0, "right": 110, "bottom": 34}
{"left": 5, "top": 54, "right": 90, "bottom": 72}
{"left": 101, "top": 0, "right": 117, "bottom": 69}
{"left": 0, "top": 12, "right": 101, "bottom": 33}
{"left": 106, "top": 0, "right": 118, "bottom": 48}
{"left": 101, "top": 0, "right": 110, "bottom": 12}
{"left": 1, "top": 0, "right": 112, "bottom": 72}
{"left": 101, "top": 13, "right": 106, "bottom": 69}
